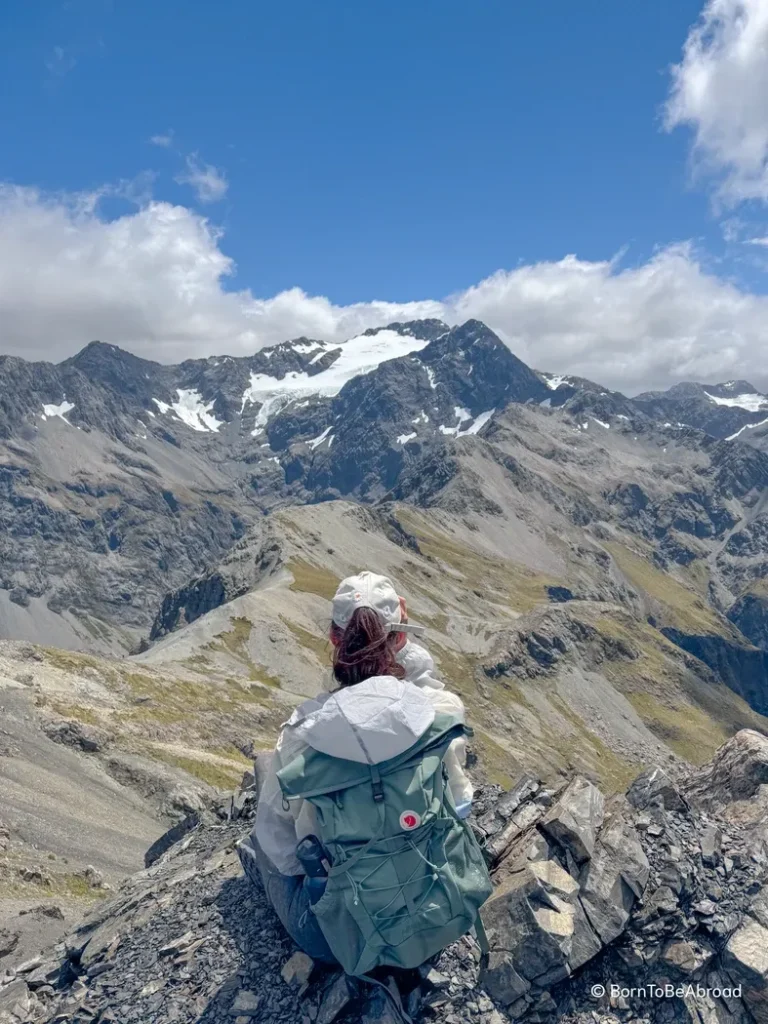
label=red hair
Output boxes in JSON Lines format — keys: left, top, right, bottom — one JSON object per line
{"left": 331, "top": 607, "right": 406, "bottom": 688}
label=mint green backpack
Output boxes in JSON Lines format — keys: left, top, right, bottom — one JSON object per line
{"left": 276, "top": 712, "right": 493, "bottom": 977}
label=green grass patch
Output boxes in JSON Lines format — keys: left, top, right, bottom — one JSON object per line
{"left": 394, "top": 508, "right": 553, "bottom": 615}
{"left": 739, "top": 578, "right": 768, "bottom": 600}
{"left": 491, "top": 678, "right": 537, "bottom": 714}
{"left": 217, "top": 616, "right": 252, "bottom": 656}
{"left": 684, "top": 558, "right": 712, "bottom": 599}
{"left": 624, "top": 691, "right": 729, "bottom": 765}
{"left": 428, "top": 640, "right": 480, "bottom": 702}
{"left": 43, "top": 648, "right": 106, "bottom": 675}
{"left": 45, "top": 701, "right": 101, "bottom": 726}
{"left": 591, "top": 607, "right": 768, "bottom": 763}
{"left": 148, "top": 749, "right": 246, "bottom": 790}
{"left": 281, "top": 617, "right": 331, "bottom": 665}
{"left": 288, "top": 559, "right": 340, "bottom": 600}
{"left": 113, "top": 671, "right": 283, "bottom": 742}
{"left": 183, "top": 653, "right": 213, "bottom": 671}
{"left": 472, "top": 729, "right": 521, "bottom": 790}
{"left": 205, "top": 744, "right": 254, "bottom": 766}
{"left": 202, "top": 618, "right": 282, "bottom": 687}
{"left": 548, "top": 693, "right": 643, "bottom": 793}
{"left": 0, "top": 872, "right": 108, "bottom": 901}
{"left": 605, "top": 542, "right": 724, "bottom": 635}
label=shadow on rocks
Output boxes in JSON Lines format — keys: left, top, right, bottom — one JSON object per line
{"left": 194, "top": 870, "right": 336, "bottom": 1024}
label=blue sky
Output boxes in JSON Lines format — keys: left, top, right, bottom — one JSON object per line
{"left": 2, "top": 0, "right": 768, "bottom": 392}
{"left": 3, "top": 0, "right": 711, "bottom": 300}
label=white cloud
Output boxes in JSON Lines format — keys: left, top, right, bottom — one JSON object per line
{"left": 149, "top": 132, "right": 174, "bottom": 148}
{"left": 175, "top": 154, "right": 228, "bottom": 204}
{"left": 46, "top": 45, "right": 77, "bottom": 78}
{"left": 666, "top": 0, "right": 768, "bottom": 205}
{"left": 4, "top": 185, "right": 768, "bottom": 393}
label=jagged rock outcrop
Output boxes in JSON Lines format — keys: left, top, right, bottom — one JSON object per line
{"left": 149, "top": 521, "right": 283, "bottom": 639}
{"left": 685, "top": 729, "right": 768, "bottom": 823}
{"left": 4, "top": 731, "right": 768, "bottom": 1024}
{"left": 729, "top": 593, "right": 768, "bottom": 652}
{"left": 661, "top": 629, "right": 768, "bottom": 716}
{"left": 633, "top": 380, "right": 768, "bottom": 443}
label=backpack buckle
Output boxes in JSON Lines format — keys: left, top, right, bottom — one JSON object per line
{"left": 371, "top": 781, "right": 385, "bottom": 802}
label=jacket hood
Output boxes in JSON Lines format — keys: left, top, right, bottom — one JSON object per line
{"left": 285, "top": 676, "right": 436, "bottom": 765}
{"left": 397, "top": 640, "right": 444, "bottom": 690}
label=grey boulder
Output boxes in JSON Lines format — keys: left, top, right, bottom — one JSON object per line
{"left": 539, "top": 776, "right": 605, "bottom": 864}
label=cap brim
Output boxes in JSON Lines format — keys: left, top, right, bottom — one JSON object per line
{"left": 384, "top": 622, "right": 427, "bottom": 637}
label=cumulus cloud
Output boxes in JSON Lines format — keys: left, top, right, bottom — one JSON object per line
{"left": 3, "top": 184, "right": 768, "bottom": 393}
{"left": 666, "top": 0, "right": 768, "bottom": 205}
{"left": 175, "top": 154, "right": 228, "bottom": 204}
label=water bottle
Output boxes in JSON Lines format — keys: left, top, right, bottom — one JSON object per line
{"left": 296, "top": 835, "right": 328, "bottom": 904}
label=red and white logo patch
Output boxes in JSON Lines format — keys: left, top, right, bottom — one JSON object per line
{"left": 400, "top": 810, "right": 421, "bottom": 831}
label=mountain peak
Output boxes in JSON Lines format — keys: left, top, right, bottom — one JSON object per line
{"left": 63, "top": 340, "right": 162, "bottom": 375}
{"left": 363, "top": 319, "right": 448, "bottom": 341}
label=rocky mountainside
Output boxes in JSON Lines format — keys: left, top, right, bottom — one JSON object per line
{"left": 4, "top": 729, "right": 768, "bottom": 1024}
{"left": 2, "top": 490, "right": 767, "bottom": 968}
{"left": 633, "top": 381, "right": 768, "bottom": 444}
{"left": 3, "top": 315, "right": 768, "bottom": 661}
{"left": 0, "top": 319, "right": 549, "bottom": 652}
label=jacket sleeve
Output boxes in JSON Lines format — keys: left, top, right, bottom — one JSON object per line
{"left": 444, "top": 734, "right": 474, "bottom": 819}
{"left": 253, "top": 751, "right": 305, "bottom": 876}
{"left": 422, "top": 685, "right": 475, "bottom": 819}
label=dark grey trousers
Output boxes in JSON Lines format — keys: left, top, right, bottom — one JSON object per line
{"left": 238, "top": 833, "right": 337, "bottom": 964}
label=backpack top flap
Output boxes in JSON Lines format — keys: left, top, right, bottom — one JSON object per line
{"left": 276, "top": 711, "right": 465, "bottom": 801}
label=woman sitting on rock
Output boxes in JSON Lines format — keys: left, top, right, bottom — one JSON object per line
{"left": 239, "top": 570, "right": 489, "bottom": 973}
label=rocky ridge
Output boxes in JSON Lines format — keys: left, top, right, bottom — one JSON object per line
{"left": 4, "top": 730, "right": 768, "bottom": 1024}
{"left": 633, "top": 382, "right": 768, "bottom": 445}
{"left": 0, "top": 319, "right": 549, "bottom": 651}
{"left": 5, "top": 316, "right": 768, "bottom": 659}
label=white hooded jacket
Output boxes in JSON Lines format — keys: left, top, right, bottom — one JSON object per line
{"left": 253, "top": 640, "right": 474, "bottom": 875}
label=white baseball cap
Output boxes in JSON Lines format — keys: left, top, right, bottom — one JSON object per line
{"left": 332, "top": 571, "right": 425, "bottom": 636}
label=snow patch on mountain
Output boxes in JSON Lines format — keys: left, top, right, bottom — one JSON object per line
{"left": 397, "top": 432, "right": 417, "bottom": 445}
{"left": 459, "top": 409, "right": 495, "bottom": 435}
{"left": 705, "top": 390, "right": 768, "bottom": 413}
{"left": 307, "top": 426, "right": 332, "bottom": 450}
{"left": 437, "top": 407, "right": 494, "bottom": 437}
{"left": 728, "top": 417, "right": 768, "bottom": 441}
{"left": 152, "top": 391, "right": 223, "bottom": 432}
{"left": 542, "top": 373, "right": 574, "bottom": 390}
{"left": 439, "top": 408, "right": 472, "bottom": 435}
{"left": 171, "top": 390, "right": 223, "bottom": 432}
{"left": 41, "top": 400, "right": 75, "bottom": 422}
{"left": 308, "top": 346, "right": 330, "bottom": 366}
{"left": 240, "top": 329, "right": 430, "bottom": 427}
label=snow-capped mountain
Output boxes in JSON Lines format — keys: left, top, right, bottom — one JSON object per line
{"left": 0, "top": 318, "right": 546, "bottom": 648}
{"left": 4, "top": 315, "right": 768, "bottom": 658}
{"left": 633, "top": 379, "right": 768, "bottom": 439}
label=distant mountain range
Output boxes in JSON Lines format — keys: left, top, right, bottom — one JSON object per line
{"left": 3, "top": 317, "right": 768, "bottom": 725}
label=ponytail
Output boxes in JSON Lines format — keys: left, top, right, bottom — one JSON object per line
{"left": 332, "top": 607, "right": 406, "bottom": 688}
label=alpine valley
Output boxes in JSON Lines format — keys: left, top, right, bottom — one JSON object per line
{"left": 4, "top": 319, "right": 768, "bottom": 1015}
